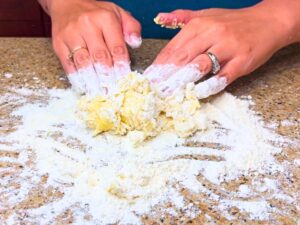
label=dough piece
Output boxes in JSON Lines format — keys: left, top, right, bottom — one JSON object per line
{"left": 78, "top": 72, "right": 207, "bottom": 141}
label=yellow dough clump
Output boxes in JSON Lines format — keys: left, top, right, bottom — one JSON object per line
{"left": 78, "top": 72, "right": 207, "bottom": 141}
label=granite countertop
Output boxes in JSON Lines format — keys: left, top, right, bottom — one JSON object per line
{"left": 0, "top": 38, "right": 299, "bottom": 224}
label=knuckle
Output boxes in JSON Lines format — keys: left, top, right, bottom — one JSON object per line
{"left": 63, "top": 57, "right": 75, "bottom": 69}
{"left": 93, "top": 49, "right": 110, "bottom": 62}
{"left": 101, "top": 10, "right": 117, "bottom": 21}
{"left": 189, "top": 17, "right": 201, "bottom": 26}
{"left": 73, "top": 50, "right": 91, "bottom": 66}
{"left": 111, "top": 45, "right": 127, "bottom": 58}
{"left": 197, "top": 55, "right": 212, "bottom": 73}
{"left": 78, "top": 13, "right": 92, "bottom": 25}
{"left": 213, "top": 22, "right": 228, "bottom": 34}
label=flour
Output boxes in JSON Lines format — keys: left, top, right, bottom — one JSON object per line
{"left": 68, "top": 61, "right": 131, "bottom": 96}
{"left": 280, "top": 119, "right": 295, "bottom": 127}
{"left": 0, "top": 86, "right": 296, "bottom": 224}
{"left": 124, "top": 34, "right": 142, "bottom": 49}
{"left": 194, "top": 76, "right": 227, "bottom": 99}
{"left": 147, "top": 64, "right": 205, "bottom": 95}
{"left": 144, "top": 64, "right": 228, "bottom": 99}
{"left": 4, "top": 72, "right": 13, "bottom": 79}
{"left": 68, "top": 66, "right": 102, "bottom": 96}
{"left": 219, "top": 200, "right": 272, "bottom": 220}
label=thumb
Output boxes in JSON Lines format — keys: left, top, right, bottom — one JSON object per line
{"left": 154, "top": 9, "right": 198, "bottom": 28}
{"left": 120, "top": 10, "right": 142, "bottom": 49}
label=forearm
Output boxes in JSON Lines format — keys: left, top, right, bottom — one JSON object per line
{"left": 254, "top": 0, "right": 300, "bottom": 44}
{"left": 37, "top": 0, "right": 96, "bottom": 16}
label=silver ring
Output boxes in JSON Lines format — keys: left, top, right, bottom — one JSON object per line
{"left": 206, "top": 52, "right": 221, "bottom": 75}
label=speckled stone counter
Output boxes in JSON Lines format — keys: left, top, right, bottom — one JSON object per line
{"left": 0, "top": 38, "right": 299, "bottom": 224}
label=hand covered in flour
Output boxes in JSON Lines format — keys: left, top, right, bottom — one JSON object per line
{"left": 39, "top": 0, "right": 142, "bottom": 96}
{"left": 145, "top": 0, "right": 300, "bottom": 99}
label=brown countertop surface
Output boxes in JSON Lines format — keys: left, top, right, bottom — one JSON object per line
{"left": 0, "top": 38, "right": 299, "bottom": 224}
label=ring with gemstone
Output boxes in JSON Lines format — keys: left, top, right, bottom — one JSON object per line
{"left": 206, "top": 52, "right": 221, "bottom": 75}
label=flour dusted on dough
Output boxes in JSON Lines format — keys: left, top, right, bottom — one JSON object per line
{"left": 78, "top": 72, "right": 207, "bottom": 142}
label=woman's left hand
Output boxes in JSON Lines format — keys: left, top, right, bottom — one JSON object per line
{"left": 145, "top": 2, "right": 298, "bottom": 98}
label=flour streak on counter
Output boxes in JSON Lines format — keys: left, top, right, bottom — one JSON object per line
{"left": 0, "top": 87, "right": 297, "bottom": 224}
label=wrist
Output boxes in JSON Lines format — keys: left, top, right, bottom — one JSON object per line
{"left": 252, "top": 0, "right": 300, "bottom": 45}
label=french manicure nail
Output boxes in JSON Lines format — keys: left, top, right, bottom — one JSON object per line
{"left": 128, "top": 33, "right": 142, "bottom": 49}
{"left": 195, "top": 76, "right": 228, "bottom": 99}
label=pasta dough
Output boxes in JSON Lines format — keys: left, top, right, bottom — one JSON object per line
{"left": 78, "top": 72, "right": 207, "bottom": 141}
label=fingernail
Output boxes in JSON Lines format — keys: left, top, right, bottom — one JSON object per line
{"left": 195, "top": 76, "right": 228, "bottom": 99}
{"left": 154, "top": 16, "right": 161, "bottom": 24}
{"left": 126, "top": 33, "right": 142, "bottom": 49}
{"left": 158, "top": 16, "right": 165, "bottom": 22}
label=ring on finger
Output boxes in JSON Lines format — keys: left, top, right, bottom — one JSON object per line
{"left": 206, "top": 52, "right": 221, "bottom": 75}
{"left": 68, "top": 46, "right": 88, "bottom": 61}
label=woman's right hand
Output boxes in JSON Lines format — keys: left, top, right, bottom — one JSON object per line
{"left": 47, "top": 0, "right": 142, "bottom": 95}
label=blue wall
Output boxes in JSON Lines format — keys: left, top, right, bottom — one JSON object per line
{"left": 111, "top": 0, "right": 261, "bottom": 38}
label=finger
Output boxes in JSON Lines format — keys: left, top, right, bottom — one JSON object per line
{"left": 153, "top": 50, "right": 218, "bottom": 95}
{"left": 83, "top": 29, "right": 113, "bottom": 68}
{"left": 100, "top": 12, "right": 130, "bottom": 64}
{"left": 120, "top": 10, "right": 142, "bottom": 49}
{"left": 52, "top": 40, "right": 76, "bottom": 74}
{"left": 53, "top": 41, "right": 87, "bottom": 94}
{"left": 154, "top": 64, "right": 204, "bottom": 96}
{"left": 100, "top": 12, "right": 131, "bottom": 79}
{"left": 218, "top": 57, "right": 246, "bottom": 84}
{"left": 144, "top": 64, "right": 179, "bottom": 84}
{"left": 194, "top": 76, "right": 228, "bottom": 99}
{"left": 153, "top": 18, "right": 213, "bottom": 65}
{"left": 150, "top": 40, "right": 232, "bottom": 87}
{"left": 65, "top": 37, "right": 102, "bottom": 96}
{"left": 82, "top": 27, "right": 115, "bottom": 84}
{"left": 64, "top": 35, "right": 93, "bottom": 70}
{"left": 189, "top": 43, "right": 234, "bottom": 75}
{"left": 155, "top": 8, "right": 229, "bottom": 28}
{"left": 190, "top": 54, "right": 212, "bottom": 75}
{"left": 158, "top": 37, "right": 214, "bottom": 66}
{"left": 191, "top": 46, "right": 240, "bottom": 99}
{"left": 148, "top": 32, "right": 211, "bottom": 83}
{"left": 155, "top": 10, "right": 197, "bottom": 28}
{"left": 192, "top": 46, "right": 236, "bottom": 99}
{"left": 52, "top": 40, "right": 87, "bottom": 94}
{"left": 152, "top": 51, "right": 223, "bottom": 96}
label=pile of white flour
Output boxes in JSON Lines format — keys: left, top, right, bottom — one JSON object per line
{"left": 0, "top": 87, "right": 295, "bottom": 224}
